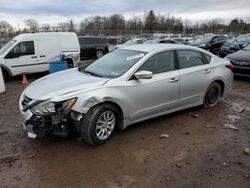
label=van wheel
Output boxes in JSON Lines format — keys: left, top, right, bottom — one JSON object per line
{"left": 66, "top": 59, "right": 74, "bottom": 68}
{"left": 96, "top": 50, "right": 104, "bottom": 59}
{"left": 203, "top": 82, "right": 221, "bottom": 108}
{"left": 81, "top": 104, "right": 119, "bottom": 145}
{"left": 1, "top": 68, "right": 8, "bottom": 82}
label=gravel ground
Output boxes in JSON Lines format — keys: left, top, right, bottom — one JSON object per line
{"left": 0, "top": 74, "right": 249, "bottom": 188}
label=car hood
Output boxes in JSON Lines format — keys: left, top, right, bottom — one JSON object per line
{"left": 24, "top": 68, "right": 110, "bottom": 100}
{"left": 226, "top": 50, "right": 250, "bottom": 62}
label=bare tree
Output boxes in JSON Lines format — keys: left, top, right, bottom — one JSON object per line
{"left": 0, "top": 21, "right": 13, "bottom": 44}
{"left": 40, "top": 24, "right": 51, "bottom": 32}
{"left": 24, "top": 19, "right": 39, "bottom": 32}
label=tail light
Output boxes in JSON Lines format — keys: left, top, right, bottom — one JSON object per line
{"left": 225, "top": 64, "right": 234, "bottom": 72}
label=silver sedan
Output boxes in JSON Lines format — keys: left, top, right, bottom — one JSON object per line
{"left": 19, "top": 44, "right": 233, "bottom": 145}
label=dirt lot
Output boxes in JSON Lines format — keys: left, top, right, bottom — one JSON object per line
{"left": 0, "top": 75, "right": 249, "bottom": 188}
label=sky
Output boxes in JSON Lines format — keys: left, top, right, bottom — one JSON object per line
{"left": 0, "top": 0, "right": 250, "bottom": 28}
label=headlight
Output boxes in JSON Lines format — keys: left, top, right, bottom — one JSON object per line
{"left": 31, "top": 98, "right": 77, "bottom": 115}
{"left": 199, "top": 44, "right": 206, "bottom": 47}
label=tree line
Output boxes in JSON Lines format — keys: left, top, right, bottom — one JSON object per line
{"left": 1, "top": 10, "right": 250, "bottom": 41}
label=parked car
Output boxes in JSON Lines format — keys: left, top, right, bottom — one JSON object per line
{"left": 78, "top": 36, "right": 109, "bottom": 59}
{"left": 115, "top": 38, "right": 146, "bottom": 49}
{"left": 106, "top": 36, "right": 122, "bottom": 45}
{"left": 237, "top": 34, "right": 250, "bottom": 40}
{"left": 0, "top": 32, "right": 80, "bottom": 81}
{"left": 225, "top": 44, "right": 250, "bottom": 77}
{"left": 219, "top": 39, "right": 248, "bottom": 58}
{"left": 19, "top": 44, "right": 233, "bottom": 145}
{"left": 171, "top": 38, "right": 188, "bottom": 45}
{"left": 144, "top": 39, "right": 181, "bottom": 44}
{"left": 189, "top": 35, "right": 227, "bottom": 54}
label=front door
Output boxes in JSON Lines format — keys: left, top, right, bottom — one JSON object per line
{"left": 4, "top": 41, "right": 38, "bottom": 75}
{"left": 126, "top": 51, "right": 180, "bottom": 121}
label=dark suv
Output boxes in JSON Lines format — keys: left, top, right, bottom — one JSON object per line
{"left": 189, "top": 35, "right": 227, "bottom": 55}
{"left": 78, "top": 36, "right": 109, "bottom": 59}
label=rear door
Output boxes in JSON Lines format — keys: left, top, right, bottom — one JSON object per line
{"left": 36, "top": 35, "right": 59, "bottom": 72}
{"left": 126, "top": 51, "right": 180, "bottom": 121}
{"left": 176, "top": 50, "right": 213, "bottom": 107}
{"left": 4, "top": 40, "right": 38, "bottom": 75}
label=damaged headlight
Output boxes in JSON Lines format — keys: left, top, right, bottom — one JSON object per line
{"left": 199, "top": 44, "right": 206, "bottom": 48}
{"left": 31, "top": 98, "right": 77, "bottom": 116}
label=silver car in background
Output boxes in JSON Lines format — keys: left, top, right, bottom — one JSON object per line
{"left": 19, "top": 44, "right": 233, "bottom": 145}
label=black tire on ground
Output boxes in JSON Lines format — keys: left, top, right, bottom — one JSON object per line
{"left": 81, "top": 104, "right": 120, "bottom": 145}
{"left": 96, "top": 50, "right": 104, "bottom": 59}
{"left": 203, "top": 82, "right": 221, "bottom": 108}
{"left": 1, "top": 68, "right": 8, "bottom": 82}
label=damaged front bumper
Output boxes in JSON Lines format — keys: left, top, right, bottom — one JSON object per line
{"left": 19, "top": 96, "right": 83, "bottom": 138}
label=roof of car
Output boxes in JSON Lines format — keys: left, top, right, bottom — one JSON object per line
{"left": 119, "top": 44, "right": 198, "bottom": 53}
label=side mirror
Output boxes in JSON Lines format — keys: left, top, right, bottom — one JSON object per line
{"left": 134, "top": 71, "right": 153, "bottom": 80}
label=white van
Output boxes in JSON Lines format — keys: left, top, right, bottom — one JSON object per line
{"left": 0, "top": 32, "right": 80, "bottom": 81}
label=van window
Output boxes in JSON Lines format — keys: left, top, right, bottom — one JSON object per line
{"left": 86, "top": 38, "right": 96, "bottom": 44}
{"left": 6, "top": 41, "right": 34, "bottom": 58}
{"left": 97, "top": 38, "right": 105, "bottom": 44}
{"left": 79, "top": 38, "right": 86, "bottom": 45}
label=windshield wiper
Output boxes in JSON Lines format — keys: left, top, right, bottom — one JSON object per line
{"left": 80, "top": 68, "right": 103, "bottom": 77}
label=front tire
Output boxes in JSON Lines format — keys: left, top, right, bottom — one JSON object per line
{"left": 81, "top": 104, "right": 119, "bottom": 145}
{"left": 203, "top": 82, "right": 221, "bottom": 107}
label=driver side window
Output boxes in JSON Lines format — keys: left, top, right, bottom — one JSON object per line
{"left": 6, "top": 41, "right": 34, "bottom": 58}
{"left": 137, "top": 51, "right": 175, "bottom": 74}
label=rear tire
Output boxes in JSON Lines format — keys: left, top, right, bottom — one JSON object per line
{"left": 203, "top": 82, "right": 221, "bottom": 107}
{"left": 81, "top": 104, "right": 119, "bottom": 145}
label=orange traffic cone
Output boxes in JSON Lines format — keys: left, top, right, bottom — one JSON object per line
{"left": 21, "top": 74, "right": 29, "bottom": 85}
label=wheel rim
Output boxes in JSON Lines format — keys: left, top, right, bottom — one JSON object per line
{"left": 95, "top": 110, "right": 115, "bottom": 140}
{"left": 206, "top": 86, "right": 219, "bottom": 105}
{"left": 96, "top": 51, "right": 103, "bottom": 58}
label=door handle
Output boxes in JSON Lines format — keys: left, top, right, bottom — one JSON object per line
{"left": 169, "top": 77, "right": 179, "bottom": 83}
{"left": 203, "top": 69, "right": 211, "bottom": 74}
{"left": 31, "top": 56, "right": 37, "bottom": 58}
{"left": 40, "top": 55, "right": 46, "bottom": 58}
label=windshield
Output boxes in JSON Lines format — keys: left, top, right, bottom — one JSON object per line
{"left": 242, "top": 44, "right": 250, "bottom": 51}
{"left": 193, "top": 36, "right": 213, "bottom": 44}
{"left": 83, "top": 49, "right": 147, "bottom": 78}
{"left": 0, "top": 40, "right": 16, "bottom": 56}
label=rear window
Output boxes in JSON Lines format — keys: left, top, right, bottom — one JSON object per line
{"left": 177, "top": 50, "right": 208, "bottom": 69}
{"left": 79, "top": 37, "right": 106, "bottom": 45}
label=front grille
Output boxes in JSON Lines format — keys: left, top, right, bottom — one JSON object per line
{"left": 234, "top": 66, "right": 250, "bottom": 76}
{"left": 231, "top": 60, "right": 250, "bottom": 67}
